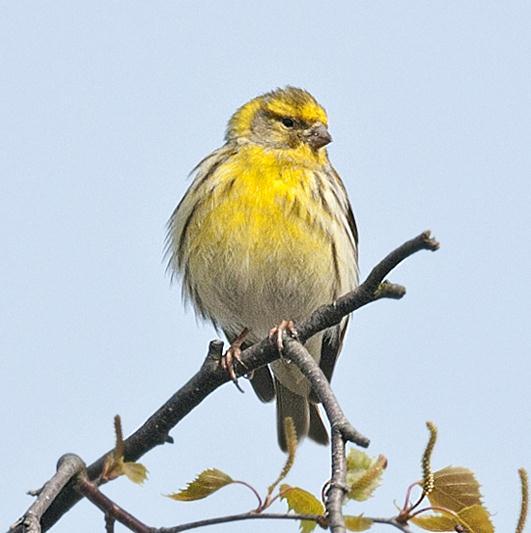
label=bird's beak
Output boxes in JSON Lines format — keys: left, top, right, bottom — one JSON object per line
{"left": 306, "top": 122, "right": 332, "bottom": 150}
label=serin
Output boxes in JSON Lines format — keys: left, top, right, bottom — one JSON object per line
{"left": 167, "top": 87, "right": 359, "bottom": 451}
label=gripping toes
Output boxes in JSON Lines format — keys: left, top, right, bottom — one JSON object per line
{"left": 269, "top": 319, "right": 298, "bottom": 352}
{"left": 221, "top": 328, "right": 249, "bottom": 393}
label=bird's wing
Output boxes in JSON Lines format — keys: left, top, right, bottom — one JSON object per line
{"left": 331, "top": 166, "right": 359, "bottom": 257}
{"left": 310, "top": 318, "right": 349, "bottom": 403}
{"left": 311, "top": 167, "right": 358, "bottom": 401}
{"left": 249, "top": 365, "right": 276, "bottom": 403}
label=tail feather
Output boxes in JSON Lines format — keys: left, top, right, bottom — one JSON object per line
{"left": 308, "top": 403, "right": 329, "bottom": 445}
{"left": 275, "top": 379, "right": 329, "bottom": 451}
{"left": 276, "top": 379, "right": 309, "bottom": 451}
{"left": 250, "top": 366, "right": 275, "bottom": 403}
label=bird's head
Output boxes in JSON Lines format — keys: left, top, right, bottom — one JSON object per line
{"left": 226, "top": 87, "right": 332, "bottom": 152}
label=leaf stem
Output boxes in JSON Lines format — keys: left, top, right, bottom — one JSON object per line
{"left": 231, "top": 480, "right": 263, "bottom": 510}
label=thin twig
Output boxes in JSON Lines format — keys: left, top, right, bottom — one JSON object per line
{"left": 370, "top": 516, "right": 415, "bottom": 532}
{"left": 281, "top": 338, "right": 368, "bottom": 532}
{"left": 297, "top": 230, "right": 439, "bottom": 343}
{"left": 155, "top": 512, "right": 327, "bottom": 532}
{"left": 161, "top": 513, "right": 417, "bottom": 533}
{"left": 326, "top": 431, "right": 348, "bottom": 533}
{"left": 76, "top": 474, "right": 152, "bottom": 533}
{"left": 283, "top": 338, "right": 369, "bottom": 447}
{"left": 16, "top": 454, "right": 417, "bottom": 533}
{"left": 231, "top": 480, "right": 263, "bottom": 509}
{"left": 8, "top": 231, "right": 439, "bottom": 533}
{"left": 8, "top": 454, "right": 85, "bottom": 533}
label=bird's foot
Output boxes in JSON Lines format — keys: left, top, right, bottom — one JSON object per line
{"left": 269, "top": 320, "right": 298, "bottom": 353}
{"left": 221, "top": 328, "right": 249, "bottom": 393}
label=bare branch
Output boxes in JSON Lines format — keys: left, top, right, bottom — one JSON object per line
{"left": 12, "top": 454, "right": 417, "bottom": 533}
{"left": 8, "top": 231, "right": 438, "bottom": 532}
{"left": 105, "top": 514, "right": 116, "bottom": 533}
{"left": 8, "top": 454, "right": 85, "bottom": 533}
{"left": 76, "top": 473, "right": 152, "bottom": 533}
{"left": 283, "top": 338, "right": 369, "bottom": 448}
{"left": 371, "top": 517, "right": 416, "bottom": 532}
{"left": 120, "top": 509, "right": 417, "bottom": 533}
{"left": 156, "top": 512, "right": 327, "bottom": 532}
{"left": 280, "top": 338, "right": 368, "bottom": 532}
{"left": 77, "top": 472, "right": 418, "bottom": 533}
{"left": 327, "top": 431, "right": 348, "bottom": 533}
{"left": 297, "top": 230, "right": 439, "bottom": 342}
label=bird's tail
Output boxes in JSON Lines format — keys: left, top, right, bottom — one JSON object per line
{"left": 275, "top": 378, "right": 329, "bottom": 451}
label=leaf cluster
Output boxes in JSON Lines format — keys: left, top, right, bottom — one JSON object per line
{"left": 104, "top": 416, "right": 527, "bottom": 533}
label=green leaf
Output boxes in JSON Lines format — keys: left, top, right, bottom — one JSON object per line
{"left": 280, "top": 484, "right": 325, "bottom": 533}
{"left": 344, "top": 515, "right": 373, "bottom": 531}
{"left": 101, "top": 454, "right": 148, "bottom": 484}
{"left": 167, "top": 468, "right": 234, "bottom": 501}
{"left": 121, "top": 461, "right": 148, "bottom": 484}
{"left": 345, "top": 449, "right": 387, "bottom": 501}
{"left": 428, "top": 466, "right": 483, "bottom": 512}
{"left": 414, "top": 466, "right": 494, "bottom": 532}
{"left": 100, "top": 415, "right": 148, "bottom": 485}
{"left": 411, "top": 503, "right": 494, "bottom": 532}
{"left": 411, "top": 512, "right": 456, "bottom": 531}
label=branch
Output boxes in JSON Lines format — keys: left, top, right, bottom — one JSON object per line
{"left": 83, "top": 467, "right": 329, "bottom": 532}
{"left": 13, "top": 453, "right": 417, "bottom": 533}
{"left": 283, "top": 338, "right": 369, "bottom": 448}
{"left": 8, "top": 454, "right": 85, "bottom": 533}
{"left": 156, "top": 512, "right": 327, "bottom": 532}
{"left": 296, "top": 230, "right": 439, "bottom": 342}
{"left": 78, "top": 474, "right": 417, "bottom": 533}
{"left": 164, "top": 514, "right": 417, "bottom": 533}
{"left": 371, "top": 517, "right": 415, "bottom": 532}
{"left": 8, "top": 231, "right": 438, "bottom": 532}
{"left": 327, "top": 430, "right": 348, "bottom": 533}
{"left": 271, "top": 230, "right": 438, "bottom": 532}
{"left": 281, "top": 338, "right": 367, "bottom": 532}
{"left": 76, "top": 474, "right": 152, "bottom": 533}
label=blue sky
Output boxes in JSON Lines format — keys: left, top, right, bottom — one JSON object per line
{"left": 2, "top": 2, "right": 530, "bottom": 532}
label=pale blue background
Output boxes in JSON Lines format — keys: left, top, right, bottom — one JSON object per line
{"left": 2, "top": 2, "right": 530, "bottom": 532}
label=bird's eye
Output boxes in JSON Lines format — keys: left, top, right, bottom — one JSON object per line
{"left": 281, "top": 117, "right": 295, "bottom": 128}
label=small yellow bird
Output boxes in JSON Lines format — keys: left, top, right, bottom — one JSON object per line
{"left": 167, "top": 87, "right": 359, "bottom": 450}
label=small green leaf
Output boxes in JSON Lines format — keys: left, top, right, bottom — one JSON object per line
{"left": 411, "top": 503, "right": 494, "bottom": 532}
{"left": 411, "top": 512, "right": 456, "bottom": 531}
{"left": 121, "top": 461, "right": 148, "bottom": 484}
{"left": 346, "top": 449, "right": 387, "bottom": 501}
{"left": 101, "top": 454, "right": 148, "bottom": 485}
{"left": 344, "top": 514, "right": 373, "bottom": 531}
{"left": 167, "top": 468, "right": 234, "bottom": 501}
{"left": 101, "top": 415, "right": 148, "bottom": 484}
{"left": 280, "top": 484, "right": 325, "bottom": 533}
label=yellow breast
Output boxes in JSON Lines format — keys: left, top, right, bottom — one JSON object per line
{"left": 180, "top": 144, "right": 340, "bottom": 336}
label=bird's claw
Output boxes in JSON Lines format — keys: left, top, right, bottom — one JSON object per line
{"left": 269, "top": 319, "right": 298, "bottom": 353}
{"left": 221, "top": 328, "right": 249, "bottom": 393}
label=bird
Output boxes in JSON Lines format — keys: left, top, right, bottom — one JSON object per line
{"left": 167, "top": 87, "right": 359, "bottom": 451}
